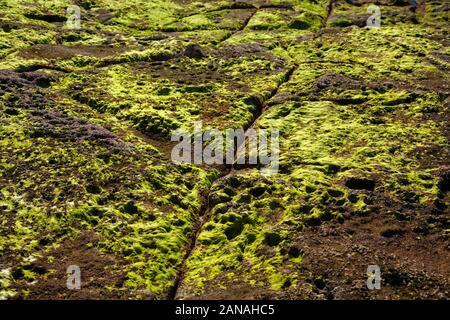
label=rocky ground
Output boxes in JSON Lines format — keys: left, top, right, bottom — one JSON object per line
{"left": 0, "top": 0, "right": 449, "bottom": 300}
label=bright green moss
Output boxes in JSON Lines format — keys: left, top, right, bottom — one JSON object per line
{"left": 1, "top": 0, "right": 448, "bottom": 300}
{"left": 179, "top": 6, "right": 448, "bottom": 296}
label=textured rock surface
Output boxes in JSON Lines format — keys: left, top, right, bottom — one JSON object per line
{"left": 0, "top": 0, "right": 448, "bottom": 300}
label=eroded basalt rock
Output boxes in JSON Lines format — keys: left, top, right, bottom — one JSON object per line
{"left": 183, "top": 44, "right": 206, "bottom": 59}
{"left": 28, "top": 109, "right": 133, "bottom": 151}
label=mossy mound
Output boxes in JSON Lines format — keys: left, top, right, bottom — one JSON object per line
{"left": 1, "top": 0, "right": 449, "bottom": 300}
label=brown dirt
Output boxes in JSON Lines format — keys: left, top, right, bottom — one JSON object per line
{"left": 13, "top": 232, "right": 132, "bottom": 300}
{"left": 20, "top": 44, "right": 130, "bottom": 60}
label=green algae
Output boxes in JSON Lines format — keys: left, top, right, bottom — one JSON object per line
{"left": 0, "top": 74, "right": 215, "bottom": 297}
{"left": 53, "top": 46, "right": 291, "bottom": 134}
{"left": 0, "top": 0, "right": 448, "bottom": 299}
{"left": 177, "top": 2, "right": 449, "bottom": 297}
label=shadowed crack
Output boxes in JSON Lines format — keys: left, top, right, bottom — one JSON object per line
{"left": 219, "top": 8, "right": 259, "bottom": 43}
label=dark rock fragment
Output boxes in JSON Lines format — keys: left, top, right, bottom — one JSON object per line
{"left": 184, "top": 44, "right": 206, "bottom": 59}
{"left": 438, "top": 172, "right": 449, "bottom": 193}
